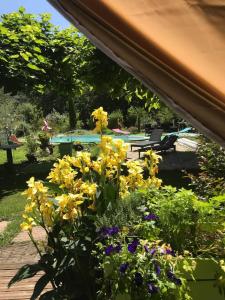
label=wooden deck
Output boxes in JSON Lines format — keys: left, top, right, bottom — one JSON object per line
{"left": 0, "top": 229, "right": 49, "bottom": 300}
{"left": 0, "top": 263, "right": 51, "bottom": 300}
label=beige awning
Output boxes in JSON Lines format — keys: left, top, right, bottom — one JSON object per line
{"left": 48, "top": 0, "right": 225, "bottom": 146}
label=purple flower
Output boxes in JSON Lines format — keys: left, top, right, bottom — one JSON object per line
{"left": 167, "top": 270, "right": 182, "bottom": 285}
{"left": 154, "top": 263, "right": 161, "bottom": 276}
{"left": 150, "top": 248, "right": 156, "bottom": 255}
{"left": 165, "top": 248, "right": 176, "bottom": 256}
{"left": 128, "top": 238, "right": 139, "bottom": 254}
{"left": 114, "top": 243, "right": 122, "bottom": 253}
{"left": 144, "top": 213, "right": 158, "bottom": 221}
{"left": 101, "top": 226, "right": 119, "bottom": 236}
{"left": 147, "top": 282, "right": 159, "bottom": 294}
{"left": 134, "top": 272, "right": 143, "bottom": 286}
{"left": 144, "top": 244, "right": 150, "bottom": 253}
{"left": 144, "top": 245, "right": 156, "bottom": 255}
{"left": 105, "top": 245, "right": 114, "bottom": 256}
{"left": 119, "top": 263, "right": 129, "bottom": 274}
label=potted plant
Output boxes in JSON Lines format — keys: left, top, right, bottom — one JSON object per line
{"left": 121, "top": 186, "right": 225, "bottom": 300}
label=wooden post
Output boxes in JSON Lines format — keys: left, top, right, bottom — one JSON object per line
{"left": 6, "top": 148, "right": 13, "bottom": 165}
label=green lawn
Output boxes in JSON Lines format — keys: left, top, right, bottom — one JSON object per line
{"left": 0, "top": 145, "right": 27, "bottom": 165}
{"left": 0, "top": 192, "right": 27, "bottom": 247}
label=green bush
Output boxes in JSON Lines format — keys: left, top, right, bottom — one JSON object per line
{"left": 128, "top": 106, "right": 149, "bottom": 131}
{"left": 187, "top": 137, "right": 225, "bottom": 198}
{"left": 0, "top": 89, "right": 43, "bottom": 136}
{"left": 108, "top": 109, "right": 124, "bottom": 129}
{"left": 127, "top": 126, "right": 139, "bottom": 134}
{"left": 124, "top": 186, "right": 225, "bottom": 256}
{"left": 46, "top": 109, "right": 70, "bottom": 133}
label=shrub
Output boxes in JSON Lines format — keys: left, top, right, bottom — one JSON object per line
{"left": 26, "top": 136, "right": 38, "bottom": 155}
{"left": 25, "top": 136, "right": 39, "bottom": 162}
{"left": 127, "top": 126, "right": 139, "bottom": 134}
{"left": 128, "top": 106, "right": 149, "bottom": 132}
{"left": 108, "top": 109, "right": 124, "bottom": 129}
{"left": 187, "top": 137, "right": 225, "bottom": 198}
{"left": 124, "top": 186, "right": 225, "bottom": 256}
{"left": 46, "top": 109, "right": 70, "bottom": 133}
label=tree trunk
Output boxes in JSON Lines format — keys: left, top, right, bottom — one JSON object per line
{"left": 68, "top": 97, "right": 76, "bottom": 129}
{"left": 137, "top": 116, "right": 141, "bottom": 132}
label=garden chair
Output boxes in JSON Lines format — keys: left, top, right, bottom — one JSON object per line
{"left": 139, "top": 135, "right": 178, "bottom": 158}
{"left": 130, "top": 129, "right": 163, "bottom": 151}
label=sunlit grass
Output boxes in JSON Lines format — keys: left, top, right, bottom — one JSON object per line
{"left": 0, "top": 192, "right": 26, "bottom": 247}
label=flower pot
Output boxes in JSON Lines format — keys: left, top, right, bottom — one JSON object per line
{"left": 183, "top": 259, "right": 224, "bottom": 300}
{"left": 58, "top": 142, "right": 73, "bottom": 157}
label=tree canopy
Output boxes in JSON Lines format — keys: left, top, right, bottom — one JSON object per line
{"left": 0, "top": 7, "right": 162, "bottom": 129}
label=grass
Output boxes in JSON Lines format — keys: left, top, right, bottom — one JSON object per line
{"left": 0, "top": 192, "right": 27, "bottom": 247}
{"left": 0, "top": 145, "right": 27, "bottom": 165}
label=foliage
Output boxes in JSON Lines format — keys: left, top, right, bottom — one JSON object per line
{"left": 187, "top": 137, "right": 225, "bottom": 198}
{"left": 108, "top": 110, "right": 124, "bottom": 129}
{"left": 124, "top": 186, "right": 225, "bottom": 257}
{"left": 46, "top": 109, "right": 70, "bottom": 133}
{"left": 0, "top": 8, "right": 186, "bottom": 132}
{"left": 96, "top": 233, "right": 195, "bottom": 300}
{"left": 0, "top": 8, "right": 94, "bottom": 129}
{"left": 26, "top": 136, "right": 38, "bottom": 155}
{"left": 127, "top": 126, "right": 139, "bottom": 134}
{"left": 128, "top": 106, "right": 149, "bottom": 132}
{"left": 0, "top": 88, "right": 42, "bottom": 135}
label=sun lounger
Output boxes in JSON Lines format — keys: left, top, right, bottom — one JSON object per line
{"left": 139, "top": 135, "right": 178, "bottom": 158}
{"left": 130, "top": 129, "right": 163, "bottom": 151}
{"left": 112, "top": 128, "right": 130, "bottom": 135}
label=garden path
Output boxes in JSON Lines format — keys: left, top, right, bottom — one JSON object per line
{"left": 0, "top": 221, "right": 9, "bottom": 234}
{"left": 0, "top": 226, "right": 49, "bottom": 299}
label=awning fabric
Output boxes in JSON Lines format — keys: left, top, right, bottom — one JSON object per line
{"left": 48, "top": 0, "right": 225, "bottom": 146}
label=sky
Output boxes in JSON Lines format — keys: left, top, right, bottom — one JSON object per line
{"left": 0, "top": 0, "right": 71, "bottom": 28}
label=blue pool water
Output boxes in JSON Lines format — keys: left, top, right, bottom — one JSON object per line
{"left": 50, "top": 134, "right": 148, "bottom": 144}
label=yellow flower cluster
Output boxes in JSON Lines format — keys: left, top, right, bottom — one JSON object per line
{"left": 91, "top": 107, "right": 108, "bottom": 134}
{"left": 21, "top": 108, "right": 162, "bottom": 229}
{"left": 21, "top": 177, "right": 54, "bottom": 231}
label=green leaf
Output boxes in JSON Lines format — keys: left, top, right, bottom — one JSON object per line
{"left": 20, "top": 52, "right": 29, "bottom": 61}
{"left": 18, "top": 6, "right": 26, "bottom": 14}
{"left": 33, "top": 46, "right": 41, "bottom": 53}
{"left": 62, "top": 55, "right": 70, "bottom": 63}
{"left": 27, "top": 63, "right": 42, "bottom": 71}
{"left": 10, "top": 54, "right": 19, "bottom": 59}
{"left": 31, "top": 274, "right": 50, "bottom": 300}
{"left": 8, "top": 264, "right": 42, "bottom": 287}
{"left": 0, "top": 56, "right": 8, "bottom": 62}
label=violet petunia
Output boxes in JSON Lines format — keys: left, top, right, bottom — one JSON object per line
{"left": 134, "top": 272, "right": 143, "bottom": 286}
{"left": 144, "top": 213, "right": 158, "bottom": 221}
{"left": 128, "top": 238, "right": 139, "bottom": 254}
{"left": 119, "top": 263, "right": 129, "bottom": 274}
{"left": 147, "top": 282, "right": 159, "bottom": 294}
{"left": 105, "top": 244, "right": 114, "bottom": 256}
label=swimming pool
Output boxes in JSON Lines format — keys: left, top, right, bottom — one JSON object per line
{"left": 50, "top": 134, "right": 148, "bottom": 144}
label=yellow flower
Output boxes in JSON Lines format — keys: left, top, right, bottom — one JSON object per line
{"left": 20, "top": 222, "right": 32, "bottom": 231}
{"left": 92, "top": 107, "right": 108, "bottom": 134}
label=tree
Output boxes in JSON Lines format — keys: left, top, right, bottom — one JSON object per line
{"left": 0, "top": 8, "right": 94, "bottom": 128}
{"left": 0, "top": 8, "right": 162, "bottom": 130}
